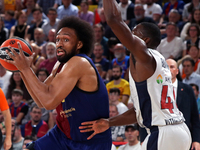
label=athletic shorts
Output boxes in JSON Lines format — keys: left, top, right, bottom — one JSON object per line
{"left": 29, "top": 125, "right": 112, "bottom": 150}
{"left": 141, "top": 123, "right": 191, "bottom": 150}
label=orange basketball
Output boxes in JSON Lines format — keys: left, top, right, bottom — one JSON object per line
{"left": 0, "top": 37, "right": 33, "bottom": 71}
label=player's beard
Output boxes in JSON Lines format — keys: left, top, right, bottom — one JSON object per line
{"left": 57, "top": 46, "right": 77, "bottom": 63}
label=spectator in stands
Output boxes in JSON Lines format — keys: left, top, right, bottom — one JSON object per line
{"left": 9, "top": 89, "right": 29, "bottom": 125}
{"left": 107, "top": 37, "right": 119, "bottom": 61}
{"left": 1, "top": 119, "right": 24, "bottom": 150}
{"left": 38, "top": 42, "right": 57, "bottom": 74}
{"left": 181, "top": 8, "right": 200, "bottom": 41}
{"left": 0, "top": 64, "right": 12, "bottom": 96}
{"left": 42, "top": 7, "right": 59, "bottom": 39}
{"left": 34, "top": 28, "right": 46, "bottom": 46}
{"left": 52, "top": 109, "right": 57, "bottom": 126}
{"left": 118, "top": 0, "right": 135, "bottom": 25}
{"left": 23, "top": 136, "right": 34, "bottom": 149}
{"left": 182, "top": 57, "right": 200, "bottom": 97}
{"left": 20, "top": 104, "right": 49, "bottom": 140}
{"left": 36, "top": 0, "right": 62, "bottom": 15}
{"left": 27, "top": 7, "right": 47, "bottom": 41}
{"left": 108, "top": 43, "right": 130, "bottom": 80}
{"left": 93, "top": 23, "right": 109, "bottom": 58}
{"left": 92, "top": 42, "right": 110, "bottom": 80}
{"left": 30, "top": 43, "right": 46, "bottom": 73}
{"left": 182, "top": 0, "right": 200, "bottom": 22}
{"left": 106, "top": 65, "right": 130, "bottom": 105}
{"left": 109, "top": 104, "right": 125, "bottom": 142}
{"left": 144, "top": 0, "right": 162, "bottom": 23}
{"left": 190, "top": 83, "right": 200, "bottom": 118}
{"left": 41, "top": 29, "right": 56, "bottom": 58}
{"left": 118, "top": 124, "right": 141, "bottom": 150}
{"left": 179, "top": 45, "right": 200, "bottom": 79}
{"left": 157, "top": 22, "right": 183, "bottom": 60}
{"left": 9, "top": 11, "right": 30, "bottom": 41}
{"left": 79, "top": 0, "right": 94, "bottom": 26}
{"left": 36, "top": 68, "right": 50, "bottom": 83}
{"left": 22, "top": 0, "right": 48, "bottom": 25}
{"left": 99, "top": 8, "right": 116, "bottom": 39}
{"left": 159, "top": 0, "right": 185, "bottom": 24}
{"left": 159, "top": 9, "right": 185, "bottom": 38}
{"left": 57, "top": 0, "right": 78, "bottom": 19}
{"left": 0, "top": 16, "right": 9, "bottom": 45}
{"left": 3, "top": 10, "right": 16, "bottom": 31}
{"left": 129, "top": 3, "right": 155, "bottom": 30}
{"left": 109, "top": 88, "right": 128, "bottom": 114}
{"left": 6, "top": 72, "right": 32, "bottom": 103}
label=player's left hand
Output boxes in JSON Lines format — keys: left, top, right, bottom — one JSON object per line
{"left": 5, "top": 42, "right": 35, "bottom": 71}
{"left": 191, "top": 142, "right": 200, "bottom": 150}
{"left": 79, "top": 118, "right": 109, "bottom": 140}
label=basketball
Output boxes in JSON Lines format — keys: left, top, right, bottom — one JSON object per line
{"left": 0, "top": 37, "right": 33, "bottom": 71}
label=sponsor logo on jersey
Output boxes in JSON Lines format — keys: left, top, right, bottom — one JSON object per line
{"left": 156, "top": 74, "right": 163, "bottom": 84}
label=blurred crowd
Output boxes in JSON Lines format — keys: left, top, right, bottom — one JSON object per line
{"left": 0, "top": 0, "right": 200, "bottom": 149}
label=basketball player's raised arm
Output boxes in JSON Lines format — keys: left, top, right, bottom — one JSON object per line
{"left": 103, "top": 0, "right": 151, "bottom": 63}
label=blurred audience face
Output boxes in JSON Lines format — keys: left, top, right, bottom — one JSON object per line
{"left": 80, "top": 2, "right": 88, "bottom": 13}
{"left": 94, "top": 26, "right": 103, "bottom": 42}
{"left": 12, "top": 93, "right": 23, "bottom": 104}
{"left": 34, "top": 28, "right": 44, "bottom": 43}
{"left": 26, "top": 0, "right": 36, "bottom": 9}
{"left": 18, "top": 12, "right": 27, "bottom": 25}
{"left": 99, "top": 8, "right": 106, "bottom": 23}
{"left": 120, "top": 0, "right": 128, "bottom": 5}
{"left": 166, "top": 24, "right": 177, "bottom": 37}
{"left": 93, "top": 45, "right": 104, "bottom": 59}
{"left": 109, "top": 105, "right": 118, "bottom": 117}
{"left": 191, "top": 85, "right": 199, "bottom": 99}
{"left": 47, "top": 10, "right": 57, "bottom": 22}
{"left": 125, "top": 128, "right": 139, "bottom": 143}
{"left": 193, "top": 9, "right": 200, "bottom": 23}
{"left": 13, "top": 72, "right": 21, "bottom": 82}
{"left": 188, "top": 26, "right": 198, "bottom": 38}
{"left": 168, "top": 12, "right": 180, "bottom": 23}
{"left": 46, "top": 45, "right": 56, "bottom": 59}
{"left": 30, "top": 107, "right": 42, "bottom": 123}
{"left": 188, "top": 46, "right": 199, "bottom": 59}
{"left": 52, "top": 109, "right": 57, "bottom": 125}
{"left": 112, "top": 67, "right": 122, "bottom": 80}
{"left": 183, "top": 61, "right": 194, "bottom": 77}
{"left": 134, "top": 4, "right": 145, "bottom": 20}
{"left": 113, "top": 44, "right": 125, "bottom": 59}
{"left": 109, "top": 92, "right": 120, "bottom": 103}
{"left": 37, "top": 70, "right": 48, "bottom": 82}
{"left": 166, "top": 59, "right": 179, "bottom": 82}
{"left": 33, "top": 10, "right": 42, "bottom": 22}
{"left": 48, "top": 29, "right": 56, "bottom": 42}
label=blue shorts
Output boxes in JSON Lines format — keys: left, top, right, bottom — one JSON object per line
{"left": 31, "top": 125, "right": 112, "bottom": 150}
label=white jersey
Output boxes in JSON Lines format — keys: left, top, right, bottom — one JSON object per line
{"left": 129, "top": 49, "right": 184, "bottom": 129}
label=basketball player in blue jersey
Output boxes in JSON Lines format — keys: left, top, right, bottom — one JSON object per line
{"left": 79, "top": 0, "right": 192, "bottom": 150}
{"left": 4, "top": 16, "right": 112, "bottom": 150}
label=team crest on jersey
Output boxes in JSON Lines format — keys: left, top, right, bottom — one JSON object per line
{"left": 156, "top": 74, "right": 163, "bottom": 84}
{"left": 62, "top": 99, "right": 65, "bottom": 103}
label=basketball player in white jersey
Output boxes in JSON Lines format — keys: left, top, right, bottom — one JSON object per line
{"left": 79, "top": 0, "right": 192, "bottom": 149}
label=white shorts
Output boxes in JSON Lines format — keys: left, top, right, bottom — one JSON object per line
{"left": 141, "top": 123, "right": 191, "bottom": 150}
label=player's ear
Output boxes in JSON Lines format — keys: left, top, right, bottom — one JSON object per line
{"left": 77, "top": 41, "right": 83, "bottom": 50}
{"left": 142, "top": 37, "right": 150, "bottom": 45}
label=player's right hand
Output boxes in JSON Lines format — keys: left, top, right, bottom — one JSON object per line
{"left": 79, "top": 118, "right": 109, "bottom": 140}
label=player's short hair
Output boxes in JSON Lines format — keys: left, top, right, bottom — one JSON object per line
{"left": 139, "top": 22, "right": 161, "bottom": 49}
{"left": 56, "top": 16, "right": 94, "bottom": 56}
{"left": 109, "top": 88, "right": 120, "bottom": 95}
{"left": 182, "top": 57, "right": 195, "bottom": 67}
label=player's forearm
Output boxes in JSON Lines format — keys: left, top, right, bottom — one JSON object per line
{"left": 103, "top": 0, "right": 122, "bottom": 25}
{"left": 2, "top": 109, "right": 11, "bottom": 138}
{"left": 20, "top": 72, "right": 44, "bottom": 108}
{"left": 109, "top": 108, "right": 137, "bottom": 127}
{"left": 20, "top": 67, "right": 53, "bottom": 108}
